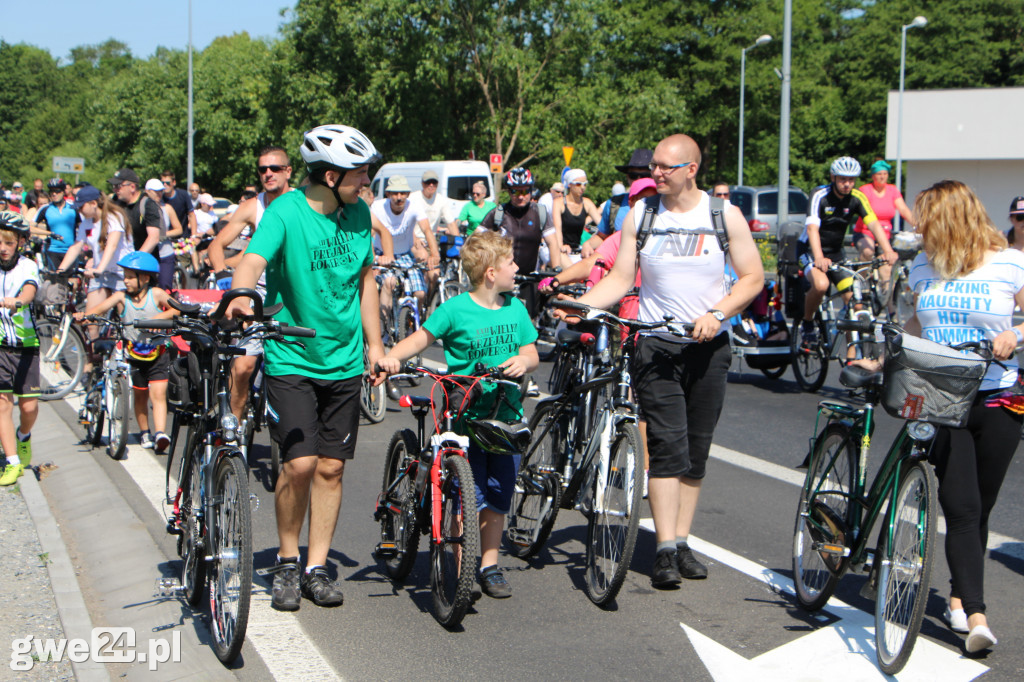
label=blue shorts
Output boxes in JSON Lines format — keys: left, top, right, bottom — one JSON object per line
{"left": 467, "top": 441, "right": 521, "bottom": 514}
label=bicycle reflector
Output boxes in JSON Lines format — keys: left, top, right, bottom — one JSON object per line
{"left": 580, "top": 333, "right": 596, "bottom": 345}
{"left": 399, "top": 395, "right": 414, "bottom": 408}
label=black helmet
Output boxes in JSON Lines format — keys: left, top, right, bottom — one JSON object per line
{"left": 47, "top": 177, "right": 67, "bottom": 192}
{"left": 465, "top": 418, "right": 532, "bottom": 456}
{"left": 505, "top": 167, "right": 534, "bottom": 189}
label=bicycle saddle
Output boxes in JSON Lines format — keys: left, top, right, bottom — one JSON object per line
{"left": 839, "top": 363, "right": 883, "bottom": 389}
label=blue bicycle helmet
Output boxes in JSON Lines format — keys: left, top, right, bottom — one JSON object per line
{"left": 117, "top": 251, "right": 160, "bottom": 274}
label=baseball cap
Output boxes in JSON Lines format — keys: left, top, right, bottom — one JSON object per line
{"left": 421, "top": 170, "right": 439, "bottom": 183}
{"left": 12, "top": 182, "right": 22, "bottom": 189}
{"left": 1010, "top": 196, "right": 1024, "bottom": 215}
{"left": 75, "top": 185, "right": 102, "bottom": 205}
{"left": 198, "top": 193, "right": 216, "bottom": 206}
{"left": 108, "top": 168, "right": 141, "bottom": 186}
{"left": 385, "top": 176, "right": 412, "bottom": 193}
{"left": 144, "top": 178, "right": 164, "bottom": 192}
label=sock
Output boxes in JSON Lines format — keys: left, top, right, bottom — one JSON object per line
{"left": 479, "top": 564, "right": 498, "bottom": 575}
{"left": 276, "top": 555, "right": 299, "bottom": 565}
{"left": 676, "top": 536, "right": 689, "bottom": 549}
{"left": 5, "top": 456, "right": 18, "bottom": 466}
{"left": 16, "top": 430, "right": 30, "bottom": 442}
{"left": 657, "top": 540, "right": 676, "bottom": 554}
{"left": 305, "top": 564, "right": 324, "bottom": 575}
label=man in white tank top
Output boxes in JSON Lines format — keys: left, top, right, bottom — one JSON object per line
{"left": 567, "top": 134, "right": 764, "bottom": 588}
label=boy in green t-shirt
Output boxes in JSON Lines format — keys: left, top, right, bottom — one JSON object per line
{"left": 379, "top": 230, "right": 538, "bottom": 599}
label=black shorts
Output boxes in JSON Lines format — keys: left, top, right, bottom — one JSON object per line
{"left": 266, "top": 374, "right": 361, "bottom": 461}
{"left": 128, "top": 351, "right": 171, "bottom": 390}
{"left": 632, "top": 334, "right": 731, "bottom": 479}
{"left": 0, "top": 347, "right": 40, "bottom": 397}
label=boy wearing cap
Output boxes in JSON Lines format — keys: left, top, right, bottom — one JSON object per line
{"left": 371, "top": 175, "right": 440, "bottom": 313}
{"left": 1007, "top": 196, "right": 1024, "bottom": 251}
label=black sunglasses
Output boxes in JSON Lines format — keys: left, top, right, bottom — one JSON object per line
{"left": 627, "top": 172, "right": 651, "bottom": 181}
{"left": 257, "top": 165, "right": 288, "bottom": 174}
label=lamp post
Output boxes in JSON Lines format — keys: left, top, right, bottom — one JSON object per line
{"left": 777, "top": 0, "right": 792, "bottom": 224}
{"left": 895, "top": 15, "right": 926, "bottom": 230}
{"left": 739, "top": 34, "right": 772, "bottom": 186}
{"left": 187, "top": 0, "right": 194, "bottom": 187}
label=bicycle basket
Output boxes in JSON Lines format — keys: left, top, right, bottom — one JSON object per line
{"left": 891, "top": 231, "right": 922, "bottom": 262}
{"left": 881, "top": 330, "right": 988, "bottom": 427}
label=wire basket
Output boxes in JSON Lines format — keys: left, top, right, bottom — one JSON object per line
{"left": 881, "top": 330, "right": 988, "bottom": 428}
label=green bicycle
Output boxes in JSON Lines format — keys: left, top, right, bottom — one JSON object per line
{"left": 793, "top": 318, "right": 991, "bottom": 675}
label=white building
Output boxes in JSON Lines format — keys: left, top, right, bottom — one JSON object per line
{"left": 885, "top": 87, "right": 1024, "bottom": 229}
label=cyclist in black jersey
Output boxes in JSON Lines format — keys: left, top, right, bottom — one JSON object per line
{"left": 797, "top": 156, "right": 898, "bottom": 341}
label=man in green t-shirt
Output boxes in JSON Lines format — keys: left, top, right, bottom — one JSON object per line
{"left": 227, "top": 124, "right": 386, "bottom": 612}
{"left": 456, "top": 180, "right": 497, "bottom": 236}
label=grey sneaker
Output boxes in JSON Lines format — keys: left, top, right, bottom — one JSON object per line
{"left": 301, "top": 566, "right": 344, "bottom": 607}
{"left": 140, "top": 431, "right": 154, "bottom": 449}
{"left": 478, "top": 566, "right": 512, "bottom": 599}
{"left": 269, "top": 558, "right": 301, "bottom": 611}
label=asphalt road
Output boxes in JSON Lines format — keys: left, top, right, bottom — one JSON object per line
{"left": 77, "top": 344, "right": 1024, "bottom": 681}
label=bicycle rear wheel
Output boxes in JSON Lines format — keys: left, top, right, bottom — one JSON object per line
{"left": 107, "top": 375, "right": 131, "bottom": 460}
{"left": 793, "top": 423, "right": 856, "bottom": 611}
{"left": 377, "top": 429, "right": 421, "bottom": 581}
{"left": 83, "top": 381, "right": 105, "bottom": 446}
{"left": 506, "top": 403, "right": 564, "bottom": 559}
{"left": 209, "top": 453, "right": 252, "bottom": 664}
{"left": 875, "top": 460, "right": 936, "bottom": 675}
{"left": 37, "top": 317, "right": 87, "bottom": 400}
{"left": 430, "top": 454, "right": 479, "bottom": 628}
{"left": 584, "top": 421, "right": 643, "bottom": 605}
{"left": 790, "top": 319, "right": 828, "bottom": 392}
{"left": 360, "top": 370, "right": 387, "bottom": 423}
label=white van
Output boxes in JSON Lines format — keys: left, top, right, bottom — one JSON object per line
{"left": 370, "top": 160, "right": 496, "bottom": 215}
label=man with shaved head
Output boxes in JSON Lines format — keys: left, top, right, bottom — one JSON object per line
{"left": 566, "top": 134, "right": 764, "bottom": 587}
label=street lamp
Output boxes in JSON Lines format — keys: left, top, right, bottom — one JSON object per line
{"left": 739, "top": 34, "right": 772, "bottom": 186}
{"left": 895, "top": 15, "right": 926, "bottom": 230}
{"left": 187, "top": 0, "right": 194, "bottom": 187}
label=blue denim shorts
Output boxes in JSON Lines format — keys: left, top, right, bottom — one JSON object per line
{"left": 467, "top": 441, "right": 521, "bottom": 514}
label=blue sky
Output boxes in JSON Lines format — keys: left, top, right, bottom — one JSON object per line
{"left": 0, "top": 1, "right": 293, "bottom": 61}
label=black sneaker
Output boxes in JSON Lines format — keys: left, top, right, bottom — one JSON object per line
{"left": 301, "top": 566, "right": 344, "bottom": 607}
{"left": 676, "top": 545, "right": 708, "bottom": 579}
{"left": 269, "top": 558, "right": 301, "bottom": 611}
{"left": 478, "top": 566, "right": 512, "bottom": 599}
{"left": 800, "top": 323, "right": 819, "bottom": 348}
{"left": 651, "top": 549, "right": 681, "bottom": 588}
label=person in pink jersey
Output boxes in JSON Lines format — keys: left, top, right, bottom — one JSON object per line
{"left": 853, "top": 160, "right": 916, "bottom": 291}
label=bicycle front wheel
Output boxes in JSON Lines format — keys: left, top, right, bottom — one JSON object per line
{"left": 377, "top": 429, "right": 421, "bottom": 581}
{"left": 37, "top": 317, "right": 87, "bottom": 400}
{"left": 360, "top": 371, "right": 387, "bottom": 423}
{"left": 793, "top": 423, "right": 856, "bottom": 611}
{"left": 790, "top": 319, "right": 828, "bottom": 392}
{"left": 180, "top": 452, "right": 206, "bottom": 606}
{"left": 209, "top": 454, "right": 252, "bottom": 664}
{"left": 107, "top": 375, "right": 131, "bottom": 460}
{"left": 83, "top": 381, "right": 105, "bottom": 446}
{"left": 506, "top": 403, "right": 564, "bottom": 559}
{"left": 430, "top": 454, "right": 479, "bottom": 628}
{"left": 875, "top": 460, "right": 936, "bottom": 675}
{"left": 584, "top": 421, "right": 643, "bottom": 605}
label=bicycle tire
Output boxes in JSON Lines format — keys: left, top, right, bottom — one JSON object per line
{"left": 790, "top": 319, "right": 828, "bottom": 392}
{"left": 506, "top": 403, "right": 565, "bottom": 559}
{"left": 378, "top": 429, "right": 421, "bottom": 581}
{"left": 107, "top": 375, "right": 131, "bottom": 460}
{"left": 584, "top": 420, "right": 643, "bottom": 605}
{"left": 396, "top": 305, "right": 417, "bottom": 342}
{"left": 875, "top": 460, "right": 936, "bottom": 675}
{"left": 83, "top": 382, "right": 105, "bottom": 447}
{"left": 209, "top": 454, "right": 252, "bottom": 664}
{"left": 442, "top": 280, "right": 463, "bottom": 303}
{"left": 181, "top": 453, "right": 206, "bottom": 606}
{"left": 793, "top": 423, "right": 856, "bottom": 611}
{"left": 269, "top": 439, "right": 281, "bottom": 490}
{"left": 172, "top": 266, "right": 187, "bottom": 291}
{"left": 430, "top": 454, "right": 479, "bottom": 628}
{"left": 360, "top": 349, "right": 387, "bottom": 423}
{"left": 37, "top": 317, "right": 87, "bottom": 401}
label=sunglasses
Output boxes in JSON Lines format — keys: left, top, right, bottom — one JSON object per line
{"left": 511, "top": 189, "right": 531, "bottom": 197}
{"left": 1011, "top": 214, "right": 1024, "bottom": 221}
{"left": 257, "top": 165, "right": 288, "bottom": 174}
{"left": 162, "top": 180, "right": 173, "bottom": 186}
{"left": 570, "top": 181, "right": 588, "bottom": 187}
{"left": 626, "top": 172, "right": 650, "bottom": 181}
{"left": 648, "top": 161, "right": 692, "bottom": 174}
{"left": 472, "top": 192, "right": 484, "bottom": 197}
{"left": 423, "top": 180, "right": 438, "bottom": 186}
{"left": 713, "top": 192, "right": 730, "bottom": 198}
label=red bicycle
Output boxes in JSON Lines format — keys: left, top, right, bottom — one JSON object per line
{"left": 374, "top": 364, "right": 528, "bottom": 627}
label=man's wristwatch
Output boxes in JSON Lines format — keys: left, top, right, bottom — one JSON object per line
{"left": 708, "top": 309, "right": 725, "bottom": 322}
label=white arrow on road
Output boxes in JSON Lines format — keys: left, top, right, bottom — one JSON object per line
{"left": 639, "top": 521, "right": 989, "bottom": 681}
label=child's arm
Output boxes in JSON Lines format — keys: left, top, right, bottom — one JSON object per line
{"left": 57, "top": 242, "right": 85, "bottom": 271}
{"left": 499, "top": 343, "right": 539, "bottom": 378}
{"left": 378, "top": 328, "right": 436, "bottom": 375}
{"left": 77, "top": 291, "right": 124, "bottom": 319}
{"left": 2, "top": 282, "right": 38, "bottom": 310}
{"left": 151, "top": 288, "right": 180, "bottom": 319}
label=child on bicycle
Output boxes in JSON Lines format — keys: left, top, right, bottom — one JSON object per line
{"left": 0, "top": 212, "right": 41, "bottom": 487}
{"left": 378, "top": 230, "right": 538, "bottom": 598}
{"left": 77, "top": 252, "right": 177, "bottom": 453}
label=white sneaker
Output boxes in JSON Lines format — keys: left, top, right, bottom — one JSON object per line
{"left": 965, "top": 625, "right": 997, "bottom": 653}
{"left": 140, "top": 432, "right": 155, "bottom": 449}
{"left": 943, "top": 606, "right": 969, "bottom": 633}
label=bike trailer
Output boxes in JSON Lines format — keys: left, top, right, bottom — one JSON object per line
{"left": 729, "top": 279, "right": 791, "bottom": 371}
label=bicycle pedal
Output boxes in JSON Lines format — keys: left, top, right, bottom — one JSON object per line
{"left": 811, "top": 541, "right": 850, "bottom": 557}
{"left": 374, "top": 542, "right": 399, "bottom": 559}
{"left": 155, "top": 577, "right": 184, "bottom": 597}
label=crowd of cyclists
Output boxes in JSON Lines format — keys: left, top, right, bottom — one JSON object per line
{"left": 1, "top": 123, "right": 1022, "bottom": 665}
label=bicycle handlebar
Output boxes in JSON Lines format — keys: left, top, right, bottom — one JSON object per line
{"left": 553, "top": 300, "right": 694, "bottom": 336}
{"left": 133, "top": 319, "right": 175, "bottom": 330}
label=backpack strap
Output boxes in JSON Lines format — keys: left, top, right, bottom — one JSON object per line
{"left": 709, "top": 196, "right": 729, "bottom": 255}
{"left": 493, "top": 204, "right": 504, "bottom": 229}
{"left": 634, "top": 195, "right": 662, "bottom": 265}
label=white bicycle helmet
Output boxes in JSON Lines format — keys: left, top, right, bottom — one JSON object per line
{"left": 300, "top": 125, "right": 381, "bottom": 171}
{"left": 830, "top": 156, "right": 861, "bottom": 178}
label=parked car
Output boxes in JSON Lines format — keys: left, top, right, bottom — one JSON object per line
{"left": 211, "top": 197, "right": 233, "bottom": 219}
{"left": 727, "top": 185, "right": 808, "bottom": 241}
{"left": 370, "top": 160, "right": 496, "bottom": 219}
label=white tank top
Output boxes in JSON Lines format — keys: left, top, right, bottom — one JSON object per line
{"left": 635, "top": 193, "right": 731, "bottom": 339}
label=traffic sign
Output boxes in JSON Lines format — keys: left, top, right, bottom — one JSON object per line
{"left": 52, "top": 157, "right": 85, "bottom": 173}
{"left": 490, "top": 154, "right": 503, "bottom": 174}
{"left": 562, "top": 146, "right": 574, "bottom": 166}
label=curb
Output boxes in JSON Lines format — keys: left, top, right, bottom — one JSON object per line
{"left": 20, "top": 464, "right": 111, "bottom": 682}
